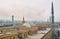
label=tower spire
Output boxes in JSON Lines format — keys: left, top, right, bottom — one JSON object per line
{"left": 51, "top": 2, "right": 55, "bottom": 39}
{"left": 51, "top": 2, "right": 54, "bottom": 25}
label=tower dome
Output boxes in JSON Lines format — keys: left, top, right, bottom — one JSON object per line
{"left": 22, "top": 17, "right": 31, "bottom": 28}
{"left": 22, "top": 23, "right": 31, "bottom": 28}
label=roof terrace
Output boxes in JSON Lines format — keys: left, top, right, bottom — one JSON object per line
{"left": 26, "top": 28, "right": 51, "bottom": 39}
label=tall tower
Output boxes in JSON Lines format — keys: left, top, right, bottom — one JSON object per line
{"left": 51, "top": 2, "right": 55, "bottom": 39}
{"left": 22, "top": 17, "right": 25, "bottom": 24}
{"left": 12, "top": 15, "right": 14, "bottom": 25}
{"left": 51, "top": 2, "right": 54, "bottom": 26}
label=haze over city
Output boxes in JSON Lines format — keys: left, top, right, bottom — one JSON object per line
{"left": 0, "top": 0, "right": 60, "bottom": 21}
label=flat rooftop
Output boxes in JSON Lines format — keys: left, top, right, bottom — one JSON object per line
{"left": 0, "top": 31, "right": 18, "bottom": 38}
{"left": 26, "top": 28, "right": 51, "bottom": 39}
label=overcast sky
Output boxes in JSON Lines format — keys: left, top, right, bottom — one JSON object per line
{"left": 0, "top": 0, "right": 60, "bottom": 21}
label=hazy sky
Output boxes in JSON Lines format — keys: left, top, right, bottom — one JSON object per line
{"left": 0, "top": 0, "right": 60, "bottom": 21}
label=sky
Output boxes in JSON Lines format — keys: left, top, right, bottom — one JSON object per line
{"left": 0, "top": 0, "right": 60, "bottom": 21}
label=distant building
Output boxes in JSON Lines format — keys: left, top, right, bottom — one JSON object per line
{"left": 22, "top": 17, "right": 31, "bottom": 28}
{"left": 22, "top": 17, "right": 25, "bottom": 24}
{"left": 12, "top": 15, "right": 14, "bottom": 25}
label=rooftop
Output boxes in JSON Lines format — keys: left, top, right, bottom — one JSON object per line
{"left": 0, "top": 27, "right": 18, "bottom": 38}
{"left": 26, "top": 28, "right": 51, "bottom": 39}
{"left": 0, "top": 31, "right": 18, "bottom": 38}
